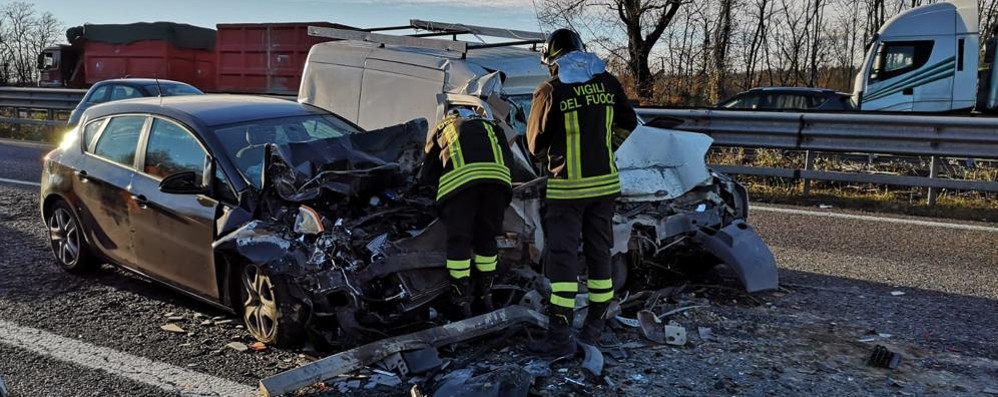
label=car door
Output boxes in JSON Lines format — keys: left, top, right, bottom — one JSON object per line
{"left": 129, "top": 117, "right": 221, "bottom": 300}
{"left": 77, "top": 115, "right": 149, "bottom": 268}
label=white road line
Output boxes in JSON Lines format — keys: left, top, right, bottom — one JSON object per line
{"left": 0, "top": 177, "right": 40, "bottom": 187}
{"left": 752, "top": 205, "right": 998, "bottom": 233}
{"left": 0, "top": 320, "right": 257, "bottom": 396}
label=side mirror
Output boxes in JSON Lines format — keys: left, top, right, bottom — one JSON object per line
{"left": 159, "top": 171, "right": 207, "bottom": 195}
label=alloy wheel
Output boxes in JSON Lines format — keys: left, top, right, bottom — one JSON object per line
{"left": 242, "top": 264, "right": 279, "bottom": 342}
{"left": 48, "top": 208, "right": 80, "bottom": 267}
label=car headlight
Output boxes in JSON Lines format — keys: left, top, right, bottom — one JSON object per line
{"left": 293, "top": 205, "right": 325, "bottom": 235}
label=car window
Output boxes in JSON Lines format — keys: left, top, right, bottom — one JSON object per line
{"left": 143, "top": 119, "right": 207, "bottom": 180}
{"left": 93, "top": 116, "right": 146, "bottom": 167}
{"left": 143, "top": 83, "right": 203, "bottom": 96}
{"left": 214, "top": 114, "right": 363, "bottom": 187}
{"left": 87, "top": 86, "right": 110, "bottom": 104}
{"left": 721, "top": 93, "right": 760, "bottom": 109}
{"left": 109, "top": 85, "right": 144, "bottom": 101}
{"left": 82, "top": 118, "right": 107, "bottom": 152}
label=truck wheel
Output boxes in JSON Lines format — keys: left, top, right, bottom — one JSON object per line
{"left": 240, "top": 264, "right": 307, "bottom": 347}
{"left": 46, "top": 200, "right": 97, "bottom": 273}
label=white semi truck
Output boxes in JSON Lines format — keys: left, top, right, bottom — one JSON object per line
{"left": 854, "top": 0, "right": 997, "bottom": 112}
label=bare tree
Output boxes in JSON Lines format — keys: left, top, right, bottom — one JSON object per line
{"left": 708, "top": 0, "right": 735, "bottom": 102}
{"left": 540, "top": 0, "right": 686, "bottom": 101}
{"left": 0, "top": 2, "right": 63, "bottom": 85}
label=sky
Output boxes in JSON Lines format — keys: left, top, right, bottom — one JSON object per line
{"left": 28, "top": 0, "right": 545, "bottom": 39}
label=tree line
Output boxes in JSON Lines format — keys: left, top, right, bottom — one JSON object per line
{"left": 540, "top": 0, "right": 998, "bottom": 106}
{"left": 0, "top": 2, "right": 61, "bottom": 85}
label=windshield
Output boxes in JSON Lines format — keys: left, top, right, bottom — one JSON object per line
{"left": 144, "top": 83, "right": 204, "bottom": 96}
{"left": 505, "top": 94, "right": 533, "bottom": 135}
{"left": 215, "top": 114, "right": 364, "bottom": 187}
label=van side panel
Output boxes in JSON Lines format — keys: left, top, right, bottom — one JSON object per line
{"left": 357, "top": 59, "right": 445, "bottom": 130}
{"left": 299, "top": 46, "right": 372, "bottom": 123}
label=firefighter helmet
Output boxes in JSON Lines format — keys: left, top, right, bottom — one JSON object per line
{"left": 540, "top": 29, "right": 585, "bottom": 65}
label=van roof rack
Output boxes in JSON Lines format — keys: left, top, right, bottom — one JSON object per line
{"left": 307, "top": 19, "right": 545, "bottom": 56}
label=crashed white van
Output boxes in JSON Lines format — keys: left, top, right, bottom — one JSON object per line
{"left": 298, "top": 22, "right": 778, "bottom": 293}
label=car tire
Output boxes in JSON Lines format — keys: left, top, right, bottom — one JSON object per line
{"left": 240, "top": 263, "right": 307, "bottom": 347}
{"left": 47, "top": 200, "right": 98, "bottom": 273}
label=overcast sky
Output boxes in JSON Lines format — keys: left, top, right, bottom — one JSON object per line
{"left": 28, "top": 0, "right": 544, "bottom": 36}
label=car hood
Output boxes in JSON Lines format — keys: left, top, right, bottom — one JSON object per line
{"left": 616, "top": 126, "right": 714, "bottom": 201}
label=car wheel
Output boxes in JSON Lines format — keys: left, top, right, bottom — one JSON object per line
{"left": 240, "top": 264, "right": 307, "bottom": 347}
{"left": 47, "top": 201, "right": 97, "bottom": 273}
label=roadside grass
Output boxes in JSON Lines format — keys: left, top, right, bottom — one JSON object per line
{"left": 711, "top": 148, "right": 998, "bottom": 223}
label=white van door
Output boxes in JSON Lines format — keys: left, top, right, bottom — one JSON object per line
{"left": 357, "top": 59, "right": 445, "bottom": 130}
{"left": 861, "top": 38, "right": 954, "bottom": 111}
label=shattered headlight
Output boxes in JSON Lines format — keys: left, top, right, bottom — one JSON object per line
{"left": 294, "top": 205, "right": 325, "bottom": 235}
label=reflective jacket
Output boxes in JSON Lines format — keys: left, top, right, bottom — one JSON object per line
{"left": 422, "top": 115, "right": 513, "bottom": 202}
{"left": 526, "top": 71, "right": 638, "bottom": 201}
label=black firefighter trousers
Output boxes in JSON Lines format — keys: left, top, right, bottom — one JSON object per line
{"left": 438, "top": 183, "right": 510, "bottom": 282}
{"left": 545, "top": 198, "right": 615, "bottom": 312}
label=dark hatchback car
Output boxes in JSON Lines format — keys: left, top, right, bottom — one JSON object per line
{"left": 40, "top": 95, "right": 389, "bottom": 345}
{"left": 67, "top": 78, "right": 203, "bottom": 126}
{"left": 717, "top": 87, "right": 856, "bottom": 111}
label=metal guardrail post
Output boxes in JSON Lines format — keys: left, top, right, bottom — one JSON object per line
{"left": 927, "top": 156, "right": 939, "bottom": 206}
{"left": 802, "top": 150, "right": 814, "bottom": 195}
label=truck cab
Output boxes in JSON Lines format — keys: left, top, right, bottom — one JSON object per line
{"left": 37, "top": 45, "right": 80, "bottom": 88}
{"left": 854, "top": 0, "right": 984, "bottom": 112}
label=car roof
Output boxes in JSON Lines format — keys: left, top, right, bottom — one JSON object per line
{"left": 745, "top": 87, "right": 850, "bottom": 95}
{"left": 82, "top": 95, "right": 323, "bottom": 127}
{"left": 92, "top": 78, "right": 193, "bottom": 86}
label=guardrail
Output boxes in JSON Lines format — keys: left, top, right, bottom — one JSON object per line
{"left": 0, "top": 87, "right": 85, "bottom": 141}
{"left": 636, "top": 108, "right": 998, "bottom": 203}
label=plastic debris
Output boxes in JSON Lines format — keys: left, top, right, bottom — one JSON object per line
{"left": 867, "top": 345, "right": 902, "bottom": 369}
{"left": 523, "top": 360, "right": 552, "bottom": 378}
{"left": 664, "top": 324, "right": 687, "bottom": 346}
{"left": 889, "top": 291, "right": 905, "bottom": 296}
{"left": 226, "top": 342, "right": 249, "bottom": 352}
{"left": 249, "top": 342, "right": 267, "bottom": 351}
{"left": 698, "top": 327, "right": 712, "bottom": 341}
{"left": 577, "top": 341, "right": 604, "bottom": 377}
{"left": 614, "top": 316, "right": 641, "bottom": 328}
{"left": 160, "top": 324, "right": 185, "bottom": 333}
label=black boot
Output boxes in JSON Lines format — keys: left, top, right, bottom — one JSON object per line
{"left": 527, "top": 306, "right": 577, "bottom": 358}
{"left": 450, "top": 278, "right": 473, "bottom": 319}
{"left": 579, "top": 302, "right": 610, "bottom": 345}
{"left": 476, "top": 272, "right": 496, "bottom": 312}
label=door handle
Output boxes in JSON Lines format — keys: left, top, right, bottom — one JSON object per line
{"left": 131, "top": 194, "right": 149, "bottom": 209}
{"left": 902, "top": 87, "right": 913, "bottom": 96}
{"left": 75, "top": 169, "right": 88, "bottom": 182}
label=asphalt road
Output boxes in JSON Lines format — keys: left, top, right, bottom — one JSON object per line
{"left": 0, "top": 140, "right": 996, "bottom": 396}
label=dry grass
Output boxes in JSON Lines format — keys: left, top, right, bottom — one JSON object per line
{"left": 710, "top": 148, "right": 998, "bottom": 223}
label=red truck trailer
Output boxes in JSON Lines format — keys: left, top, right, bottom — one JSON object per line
{"left": 38, "top": 21, "right": 348, "bottom": 95}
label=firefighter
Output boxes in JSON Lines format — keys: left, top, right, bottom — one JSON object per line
{"left": 421, "top": 107, "right": 514, "bottom": 319}
{"left": 525, "top": 29, "right": 638, "bottom": 356}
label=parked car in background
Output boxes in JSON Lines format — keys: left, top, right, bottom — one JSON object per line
{"left": 717, "top": 87, "right": 856, "bottom": 111}
{"left": 67, "top": 78, "right": 203, "bottom": 126}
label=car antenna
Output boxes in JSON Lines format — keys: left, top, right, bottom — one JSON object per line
{"left": 154, "top": 76, "right": 164, "bottom": 104}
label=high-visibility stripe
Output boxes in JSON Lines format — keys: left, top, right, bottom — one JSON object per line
{"left": 443, "top": 123, "right": 465, "bottom": 168}
{"left": 447, "top": 259, "right": 471, "bottom": 269}
{"left": 449, "top": 269, "right": 471, "bottom": 279}
{"left": 547, "top": 173, "right": 619, "bottom": 189}
{"left": 550, "top": 294, "right": 576, "bottom": 308}
{"left": 482, "top": 122, "right": 505, "bottom": 167}
{"left": 571, "top": 111, "right": 582, "bottom": 179}
{"left": 547, "top": 180, "right": 620, "bottom": 200}
{"left": 550, "top": 281, "right": 579, "bottom": 293}
{"left": 588, "top": 278, "right": 613, "bottom": 290}
{"left": 563, "top": 112, "right": 576, "bottom": 179}
{"left": 589, "top": 290, "right": 613, "bottom": 303}
{"left": 605, "top": 106, "right": 617, "bottom": 173}
{"left": 437, "top": 164, "right": 511, "bottom": 201}
{"left": 475, "top": 262, "right": 497, "bottom": 272}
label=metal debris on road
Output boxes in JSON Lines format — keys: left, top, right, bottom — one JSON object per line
{"left": 614, "top": 316, "right": 641, "bottom": 328}
{"left": 890, "top": 291, "right": 905, "bottom": 296}
{"left": 867, "top": 345, "right": 902, "bottom": 369}
{"left": 522, "top": 360, "right": 551, "bottom": 378}
{"left": 637, "top": 310, "right": 665, "bottom": 344}
{"left": 698, "top": 327, "right": 712, "bottom": 341}
{"left": 258, "top": 306, "right": 547, "bottom": 397}
{"left": 656, "top": 305, "right": 709, "bottom": 322}
{"left": 160, "top": 324, "right": 185, "bottom": 334}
